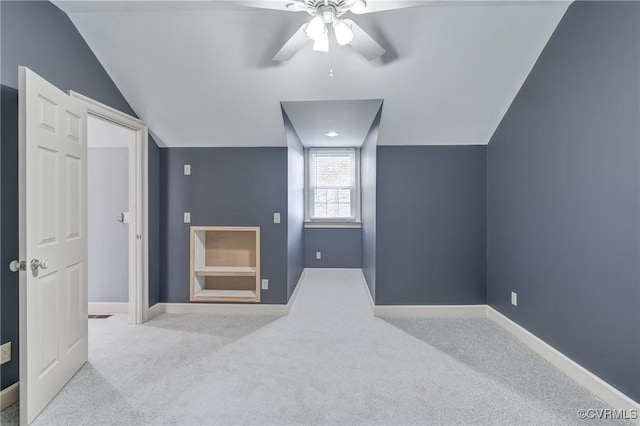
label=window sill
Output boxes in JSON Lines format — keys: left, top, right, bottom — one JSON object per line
{"left": 304, "top": 221, "right": 362, "bottom": 229}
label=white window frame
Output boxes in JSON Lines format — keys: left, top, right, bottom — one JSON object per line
{"left": 304, "top": 147, "right": 361, "bottom": 228}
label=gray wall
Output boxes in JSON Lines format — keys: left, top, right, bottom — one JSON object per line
{"left": 148, "top": 138, "right": 161, "bottom": 307}
{"left": 376, "top": 146, "right": 487, "bottom": 305}
{"left": 1, "top": 85, "right": 20, "bottom": 391}
{"left": 304, "top": 228, "right": 362, "bottom": 268}
{"left": 159, "top": 147, "right": 289, "bottom": 304}
{"left": 487, "top": 1, "right": 640, "bottom": 402}
{"left": 361, "top": 110, "right": 381, "bottom": 300}
{"left": 284, "top": 111, "right": 305, "bottom": 300}
{"left": 87, "top": 148, "right": 129, "bottom": 303}
{"left": 0, "top": 0, "right": 148, "bottom": 391}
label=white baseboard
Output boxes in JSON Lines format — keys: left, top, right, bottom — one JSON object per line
{"left": 146, "top": 303, "right": 161, "bottom": 320}
{"left": 358, "top": 270, "right": 375, "bottom": 312}
{"left": 153, "top": 302, "right": 289, "bottom": 316}
{"left": 487, "top": 307, "right": 640, "bottom": 414}
{"left": 372, "top": 302, "right": 638, "bottom": 412}
{"left": 0, "top": 382, "right": 19, "bottom": 411}
{"left": 88, "top": 302, "right": 128, "bottom": 314}
{"left": 374, "top": 304, "right": 488, "bottom": 318}
{"left": 148, "top": 270, "right": 308, "bottom": 318}
{"left": 303, "top": 267, "right": 362, "bottom": 271}
{"left": 286, "top": 269, "right": 305, "bottom": 308}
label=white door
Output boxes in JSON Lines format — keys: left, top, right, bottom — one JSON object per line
{"left": 18, "top": 66, "right": 88, "bottom": 425}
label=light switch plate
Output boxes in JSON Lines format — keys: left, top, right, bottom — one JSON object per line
{"left": 261, "top": 279, "right": 269, "bottom": 290}
{"left": 273, "top": 212, "right": 280, "bottom": 224}
{"left": 511, "top": 291, "right": 518, "bottom": 306}
{"left": 316, "top": 251, "right": 322, "bottom": 260}
{"left": 184, "top": 212, "right": 191, "bottom": 223}
{"left": 184, "top": 164, "right": 191, "bottom": 175}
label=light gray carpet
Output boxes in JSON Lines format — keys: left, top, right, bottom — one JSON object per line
{"left": 2, "top": 269, "right": 631, "bottom": 425}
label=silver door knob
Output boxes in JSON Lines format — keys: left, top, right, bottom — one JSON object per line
{"left": 9, "top": 260, "right": 26, "bottom": 272}
{"left": 30, "top": 258, "right": 49, "bottom": 271}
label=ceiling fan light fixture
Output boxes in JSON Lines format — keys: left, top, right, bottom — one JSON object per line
{"left": 305, "top": 15, "right": 326, "bottom": 41}
{"left": 312, "top": 31, "right": 329, "bottom": 52}
{"left": 333, "top": 19, "right": 354, "bottom": 46}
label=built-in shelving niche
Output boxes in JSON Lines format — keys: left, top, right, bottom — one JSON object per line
{"left": 190, "top": 226, "right": 260, "bottom": 303}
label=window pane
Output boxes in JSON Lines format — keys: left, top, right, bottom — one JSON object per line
{"left": 338, "top": 189, "right": 351, "bottom": 203}
{"left": 315, "top": 189, "right": 327, "bottom": 203}
{"left": 314, "top": 204, "right": 327, "bottom": 217}
{"left": 308, "top": 148, "right": 357, "bottom": 221}
{"left": 326, "top": 189, "right": 339, "bottom": 203}
{"left": 315, "top": 156, "right": 352, "bottom": 187}
{"left": 326, "top": 203, "right": 339, "bottom": 218}
{"left": 338, "top": 203, "right": 351, "bottom": 218}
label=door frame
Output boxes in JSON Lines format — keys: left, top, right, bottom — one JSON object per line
{"left": 69, "top": 91, "right": 149, "bottom": 324}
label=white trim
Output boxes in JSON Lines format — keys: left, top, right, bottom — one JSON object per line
{"left": 370, "top": 303, "right": 639, "bottom": 412}
{"left": 373, "top": 305, "right": 487, "bottom": 318}
{"left": 149, "top": 271, "right": 308, "bottom": 318}
{"left": 152, "top": 303, "right": 290, "bottom": 316}
{"left": 358, "top": 270, "right": 374, "bottom": 312}
{"left": 487, "top": 307, "right": 640, "bottom": 414}
{"left": 68, "top": 92, "right": 144, "bottom": 128}
{"left": 147, "top": 303, "right": 161, "bottom": 321}
{"left": 0, "top": 382, "right": 19, "bottom": 411}
{"left": 304, "top": 222, "right": 362, "bottom": 229}
{"left": 374, "top": 304, "right": 488, "bottom": 318}
{"left": 286, "top": 269, "right": 305, "bottom": 308}
{"left": 304, "top": 147, "right": 361, "bottom": 223}
{"left": 88, "top": 303, "right": 128, "bottom": 314}
{"left": 69, "top": 90, "right": 149, "bottom": 325}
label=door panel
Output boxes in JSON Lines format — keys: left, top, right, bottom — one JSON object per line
{"left": 19, "top": 66, "right": 88, "bottom": 425}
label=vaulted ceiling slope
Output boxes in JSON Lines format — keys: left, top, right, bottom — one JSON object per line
{"left": 54, "top": 1, "right": 570, "bottom": 147}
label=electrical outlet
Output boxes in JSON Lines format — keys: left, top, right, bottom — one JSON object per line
{"left": 511, "top": 291, "right": 518, "bottom": 306}
{"left": 273, "top": 212, "right": 280, "bottom": 224}
{"left": 261, "top": 279, "right": 269, "bottom": 290}
{"left": 184, "top": 212, "right": 191, "bottom": 223}
{"left": 316, "top": 251, "right": 321, "bottom": 260}
{"left": 184, "top": 164, "right": 191, "bottom": 175}
{"left": 1, "top": 342, "right": 11, "bottom": 365}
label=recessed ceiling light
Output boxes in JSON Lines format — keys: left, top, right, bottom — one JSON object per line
{"left": 325, "top": 131, "right": 339, "bottom": 137}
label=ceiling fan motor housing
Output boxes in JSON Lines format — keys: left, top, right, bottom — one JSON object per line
{"left": 303, "top": 0, "right": 360, "bottom": 18}
{"left": 318, "top": 5, "right": 339, "bottom": 22}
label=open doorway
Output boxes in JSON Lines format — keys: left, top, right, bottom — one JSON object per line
{"left": 70, "top": 90, "right": 149, "bottom": 325}
{"left": 87, "top": 115, "right": 135, "bottom": 318}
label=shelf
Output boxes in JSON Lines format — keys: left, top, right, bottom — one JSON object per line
{"left": 190, "top": 226, "right": 260, "bottom": 303}
{"left": 194, "top": 266, "right": 256, "bottom": 277}
{"left": 193, "top": 289, "right": 258, "bottom": 301}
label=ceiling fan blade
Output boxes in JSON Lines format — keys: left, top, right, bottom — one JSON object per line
{"left": 273, "top": 23, "right": 311, "bottom": 62}
{"left": 342, "top": 19, "right": 386, "bottom": 61}
{"left": 348, "top": 0, "right": 425, "bottom": 14}
{"left": 286, "top": 1, "right": 309, "bottom": 12}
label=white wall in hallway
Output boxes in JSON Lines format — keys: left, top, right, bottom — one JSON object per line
{"left": 87, "top": 115, "right": 134, "bottom": 303}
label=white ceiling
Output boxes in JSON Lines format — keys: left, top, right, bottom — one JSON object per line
{"left": 54, "top": 1, "right": 570, "bottom": 147}
{"left": 281, "top": 99, "right": 383, "bottom": 148}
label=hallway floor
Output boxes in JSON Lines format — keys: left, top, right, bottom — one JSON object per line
{"left": 3, "top": 269, "right": 628, "bottom": 425}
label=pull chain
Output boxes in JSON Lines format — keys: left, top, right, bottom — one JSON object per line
{"left": 329, "top": 25, "right": 334, "bottom": 77}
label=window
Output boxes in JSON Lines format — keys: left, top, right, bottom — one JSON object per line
{"left": 306, "top": 148, "right": 360, "bottom": 224}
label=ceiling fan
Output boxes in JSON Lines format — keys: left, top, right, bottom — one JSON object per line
{"left": 273, "top": 0, "right": 386, "bottom": 62}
